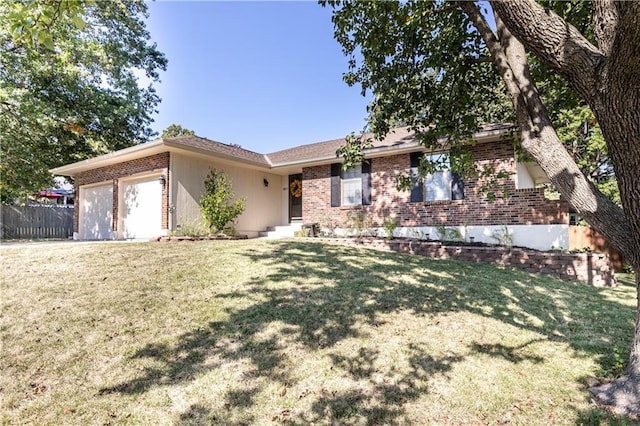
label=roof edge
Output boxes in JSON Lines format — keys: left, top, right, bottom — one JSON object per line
{"left": 50, "top": 139, "right": 165, "bottom": 176}
{"left": 268, "top": 125, "right": 514, "bottom": 168}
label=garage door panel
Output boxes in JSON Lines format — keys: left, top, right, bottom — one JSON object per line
{"left": 79, "top": 184, "right": 113, "bottom": 240}
{"left": 122, "top": 178, "right": 162, "bottom": 239}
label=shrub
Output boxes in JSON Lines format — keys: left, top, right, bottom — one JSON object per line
{"left": 294, "top": 228, "right": 310, "bottom": 238}
{"left": 346, "top": 211, "right": 373, "bottom": 237}
{"left": 490, "top": 225, "right": 514, "bottom": 247}
{"left": 200, "top": 168, "right": 246, "bottom": 234}
{"left": 169, "top": 221, "right": 208, "bottom": 237}
{"left": 435, "top": 224, "right": 463, "bottom": 242}
{"left": 446, "top": 227, "right": 463, "bottom": 242}
{"left": 382, "top": 218, "right": 397, "bottom": 240}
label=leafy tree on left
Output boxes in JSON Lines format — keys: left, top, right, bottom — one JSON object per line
{"left": 0, "top": 0, "right": 167, "bottom": 201}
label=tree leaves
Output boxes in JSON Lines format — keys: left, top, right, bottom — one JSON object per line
{"left": 162, "top": 124, "right": 196, "bottom": 139}
{"left": 0, "top": 0, "right": 166, "bottom": 199}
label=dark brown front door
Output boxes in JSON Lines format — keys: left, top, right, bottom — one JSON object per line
{"left": 288, "top": 174, "right": 302, "bottom": 222}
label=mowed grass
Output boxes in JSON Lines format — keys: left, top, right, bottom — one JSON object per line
{"left": 0, "top": 239, "right": 636, "bottom": 425}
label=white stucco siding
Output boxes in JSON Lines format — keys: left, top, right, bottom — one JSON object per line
{"left": 170, "top": 153, "right": 284, "bottom": 236}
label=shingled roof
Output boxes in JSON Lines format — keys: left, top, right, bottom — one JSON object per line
{"left": 265, "top": 127, "right": 417, "bottom": 166}
{"left": 165, "top": 135, "right": 269, "bottom": 166}
{"left": 51, "top": 124, "right": 514, "bottom": 176}
{"left": 265, "top": 124, "right": 513, "bottom": 166}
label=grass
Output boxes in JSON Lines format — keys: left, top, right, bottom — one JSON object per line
{"left": 0, "top": 239, "right": 637, "bottom": 425}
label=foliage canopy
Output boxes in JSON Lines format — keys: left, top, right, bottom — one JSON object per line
{"left": 161, "top": 124, "right": 196, "bottom": 138}
{"left": 0, "top": 0, "right": 167, "bottom": 199}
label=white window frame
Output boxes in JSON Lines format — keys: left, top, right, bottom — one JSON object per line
{"left": 341, "top": 164, "right": 362, "bottom": 206}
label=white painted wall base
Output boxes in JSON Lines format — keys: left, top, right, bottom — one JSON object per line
{"left": 331, "top": 224, "right": 569, "bottom": 251}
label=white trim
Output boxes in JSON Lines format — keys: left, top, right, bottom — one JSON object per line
{"left": 50, "top": 140, "right": 165, "bottom": 175}
{"left": 79, "top": 179, "right": 113, "bottom": 189}
{"left": 168, "top": 152, "right": 174, "bottom": 231}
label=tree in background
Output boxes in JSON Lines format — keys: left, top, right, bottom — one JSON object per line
{"left": 324, "top": 0, "right": 639, "bottom": 414}
{"left": 0, "top": 0, "right": 167, "bottom": 201}
{"left": 161, "top": 124, "right": 196, "bottom": 138}
{"left": 200, "top": 168, "right": 246, "bottom": 235}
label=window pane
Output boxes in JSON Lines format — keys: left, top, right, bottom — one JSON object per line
{"left": 342, "top": 179, "right": 362, "bottom": 205}
{"left": 341, "top": 164, "right": 362, "bottom": 180}
{"left": 424, "top": 170, "right": 452, "bottom": 201}
{"left": 427, "top": 153, "right": 450, "bottom": 167}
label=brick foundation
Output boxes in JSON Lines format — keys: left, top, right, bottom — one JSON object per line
{"left": 315, "top": 238, "right": 616, "bottom": 287}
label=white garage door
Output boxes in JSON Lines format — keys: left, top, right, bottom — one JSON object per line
{"left": 122, "top": 177, "right": 162, "bottom": 239}
{"left": 79, "top": 184, "right": 114, "bottom": 240}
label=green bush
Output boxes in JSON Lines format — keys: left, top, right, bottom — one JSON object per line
{"left": 382, "top": 218, "right": 397, "bottom": 240}
{"left": 435, "top": 224, "right": 463, "bottom": 242}
{"left": 200, "top": 168, "right": 246, "bottom": 234}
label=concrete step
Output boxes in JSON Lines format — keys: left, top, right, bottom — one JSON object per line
{"left": 259, "top": 223, "right": 303, "bottom": 239}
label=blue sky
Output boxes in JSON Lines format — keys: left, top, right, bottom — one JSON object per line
{"left": 144, "top": 1, "right": 372, "bottom": 153}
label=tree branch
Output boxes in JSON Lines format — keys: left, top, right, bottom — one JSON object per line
{"left": 490, "top": 0, "right": 604, "bottom": 103}
{"left": 607, "top": 2, "right": 640, "bottom": 82}
{"left": 593, "top": 0, "right": 618, "bottom": 55}
{"left": 457, "top": 2, "right": 533, "bottom": 134}
{"left": 459, "top": 1, "right": 633, "bottom": 258}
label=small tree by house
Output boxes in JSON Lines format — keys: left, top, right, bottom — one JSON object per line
{"left": 200, "top": 169, "right": 246, "bottom": 234}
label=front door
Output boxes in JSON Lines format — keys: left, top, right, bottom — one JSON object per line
{"left": 288, "top": 174, "right": 302, "bottom": 222}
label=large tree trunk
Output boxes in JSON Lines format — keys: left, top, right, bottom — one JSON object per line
{"left": 483, "top": 0, "right": 640, "bottom": 416}
{"left": 590, "top": 270, "right": 640, "bottom": 416}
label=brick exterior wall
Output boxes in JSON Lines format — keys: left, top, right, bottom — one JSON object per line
{"left": 302, "top": 141, "right": 569, "bottom": 228}
{"left": 317, "top": 238, "right": 616, "bottom": 287}
{"left": 73, "top": 153, "right": 170, "bottom": 233}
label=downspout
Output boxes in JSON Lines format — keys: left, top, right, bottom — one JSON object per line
{"left": 168, "top": 153, "right": 174, "bottom": 232}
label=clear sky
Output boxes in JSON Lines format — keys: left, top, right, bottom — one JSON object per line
{"left": 143, "top": 1, "right": 372, "bottom": 153}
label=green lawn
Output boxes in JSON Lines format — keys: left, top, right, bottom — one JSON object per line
{"left": 0, "top": 239, "right": 636, "bottom": 425}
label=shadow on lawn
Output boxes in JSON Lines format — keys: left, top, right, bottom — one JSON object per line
{"left": 100, "top": 241, "right": 634, "bottom": 424}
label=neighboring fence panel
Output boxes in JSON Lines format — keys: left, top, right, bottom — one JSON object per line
{"left": 568, "top": 225, "right": 625, "bottom": 271}
{"left": 0, "top": 205, "right": 74, "bottom": 240}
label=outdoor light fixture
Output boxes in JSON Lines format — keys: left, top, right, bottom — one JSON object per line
{"left": 263, "top": 178, "right": 269, "bottom": 187}
{"left": 159, "top": 175, "right": 166, "bottom": 186}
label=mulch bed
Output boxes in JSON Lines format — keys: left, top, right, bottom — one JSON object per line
{"left": 152, "top": 235, "right": 248, "bottom": 242}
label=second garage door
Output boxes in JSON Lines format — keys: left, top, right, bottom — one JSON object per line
{"left": 122, "top": 177, "right": 162, "bottom": 239}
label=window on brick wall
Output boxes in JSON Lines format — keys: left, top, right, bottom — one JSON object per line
{"left": 424, "top": 154, "right": 452, "bottom": 201}
{"left": 410, "top": 152, "right": 464, "bottom": 202}
{"left": 331, "top": 162, "right": 372, "bottom": 207}
{"left": 341, "top": 164, "right": 362, "bottom": 206}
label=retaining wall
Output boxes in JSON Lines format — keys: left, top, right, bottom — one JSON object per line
{"left": 318, "top": 238, "right": 616, "bottom": 287}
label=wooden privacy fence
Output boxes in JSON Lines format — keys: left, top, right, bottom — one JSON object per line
{"left": 0, "top": 205, "right": 74, "bottom": 240}
{"left": 568, "top": 225, "right": 625, "bottom": 271}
